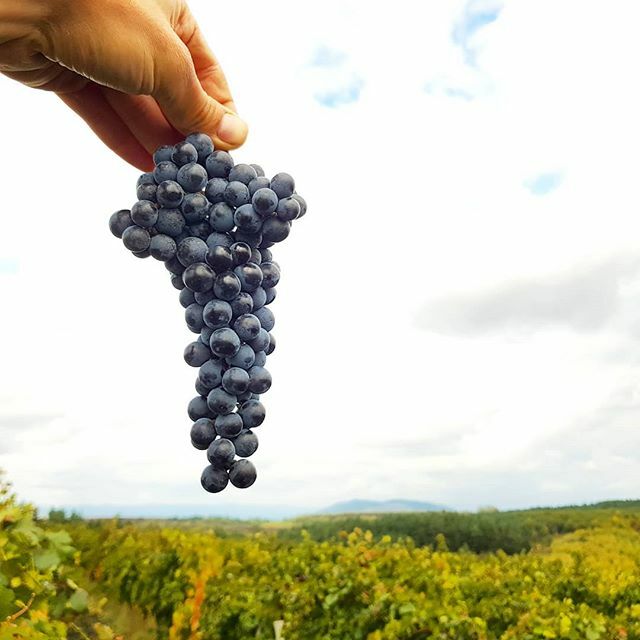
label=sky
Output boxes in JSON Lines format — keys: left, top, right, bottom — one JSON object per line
{"left": 1, "top": 0, "right": 640, "bottom": 517}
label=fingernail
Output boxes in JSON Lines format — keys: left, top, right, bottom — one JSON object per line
{"left": 218, "top": 113, "right": 248, "bottom": 145}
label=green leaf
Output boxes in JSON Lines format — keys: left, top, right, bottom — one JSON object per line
{"left": 0, "top": 585, "right": 15, "bottom": 619}
{"left": 34, "top": 549, "right": 61, "bottom": 571}
{"left": 67, "top": 588, "right": 89, "bottom": 612}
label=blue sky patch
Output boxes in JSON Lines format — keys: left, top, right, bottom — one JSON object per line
{"left": 525, "top": 172, "right": 564, "bottom": 195}
{"left": 452, "top": 1, "right": 503, "bottom": 65}
{"left": 315, "top": 77, "right": 363, "bottom": 108}
{"left": 0, "top": 258, "right": 19, "bottom": 275}
{"left": 309, "top": 46, "right": 347, "bottom": 68}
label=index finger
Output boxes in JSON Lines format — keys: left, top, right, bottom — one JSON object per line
{"left": 176, "top": 8, "right": 239, "bottom": 114}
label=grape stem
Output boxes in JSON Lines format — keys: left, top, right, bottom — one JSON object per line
{"left": 6, "top": 592, "right": 35, "bottom": 622}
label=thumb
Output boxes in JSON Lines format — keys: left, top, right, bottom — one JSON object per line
{"left": 151, "top": 37, "right": 248, "bottom": 150}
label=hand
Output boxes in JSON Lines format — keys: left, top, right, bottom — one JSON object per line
{"left": 0, "top": 0, "right": 248, "bottom": 170}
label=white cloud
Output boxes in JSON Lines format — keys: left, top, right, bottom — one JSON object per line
{"left": 1, "top": 0, "right": 640, "bottom": 514}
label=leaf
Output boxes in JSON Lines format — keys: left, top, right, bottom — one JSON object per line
{"left": 0, "top": 585, "right": 15, "bottom": 619}
{"left": 67, "top": 588, "right": 89, "bottom": 613}
{"left": 34, "top": 549, "right": 61, "bottom": 571}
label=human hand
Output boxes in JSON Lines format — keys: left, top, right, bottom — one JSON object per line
{"left": 0, "top": 0, "right": 247, "bottom": 170}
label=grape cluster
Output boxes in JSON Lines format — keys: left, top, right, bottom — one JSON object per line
{"left": 108, "top": 132, "right": 307, "bottom": 493}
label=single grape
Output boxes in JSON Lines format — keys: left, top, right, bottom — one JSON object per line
{"left": 153, "top": 160, "right": 178, "bottom": 183}
{"left": 179, "top": 288, "right": 196, "bottom": 308}
{"left": 248, "top": 328, "right": 270, "bottom": 352}
{"left": 183, "top": 263, "right": 215, "bottom": 292}
{"left": 215, "top": 413, "right": 244, "bottom": 438}
{"left": 238, "top": 399, "right": 266, "bottom": 428}
{"left": 206, "top": 232, "right": 233, "bottom": 249}
{"left": 270, "top": 172, "right": 295, "bottom": 199}
{"left": 171, "top": 273, "right": 185, "bottom": 289}
{"left": 122, "top": 225, "right": 151, "bottom": 252}
{"left": 184, "top": 341, "right": 211, "bottom": 367}
{"left": 230, "top": 242, "right": 252, "bottom": 266}
{"left": 205, "top": 178, "right": 228, "bottom": 204}
{"left": 254, "top": 307, "right": 275, "bottom": 332}
{"left": 188, "top": 395, "right": 212, "bottom": 421}
{"left": 248, "top": 176, "right": 270, "bottom": 196}
{"left": 165, "top": 255, "right": 186, "bottom": 275}
{"left": 185, "top": 303, "right": 205, "bottom": 333}
{"left": 230, "top": 292, "right": 254, "bottom": 318}
{"left": 228, "top": 163, "right": 257, "bottom": 185}
{"left": 206, "top": 150, "right": 234, "bottom": 178}
{"left": 130, "top": 201, "right": 158, "bottom": 228}
{"left": 194, "top": 291, "right": 214, "bottom": 306}
{"left": 134, "top": 248, "right": 151, "bottom": 259}
{"left": 206, "top": 244, "right": 233, "bottom": 272}
{"left": 201, "top": 464, "right": 229, "bottom": 493}
{"left": 246, "top": 250, "right": 260, "bottom": 267}
{"left": 265, "top": 287, "right": 277, "bottom": 305}
{"left": 233, "top": 313, "right": 261, "bottom": 341}
{"left": 156, "top": 208, "right": 186, "bottom": 237}
{"left": 187, "top": 221, "right": 211, "bottom": 240}
{"left": 260, "top": 247, "right": 273, "bottom": 262}
{"left": 137, "top": 183, "right": 157, "bottom": 202}
{"left": 292, "top": 193, "right": 307, "bottom": 218}
{"left": 248, "top": 366, "right": 272, "bottom": 394}
{"left": 234, "top": 229, "right": 262, "bottom": 248}
{"left": 261, "top": 216, "right": 291, "bottom": 243}
{"left": 199, "top": 359, "right": 225, "bottom": 389}
{"left": 229, "top": 459, "right": 257, "bottom": 488}
{"left": 177, "top": 237, "right": 208, "bottom": 267}
{"left": 253, "top": 350, "right": 266, "bottom": 367}
{"left": 222, "top": 367, "right": 250, "bottom": 395}
{"left": 199, "top": 326, "right": 214, "bottom": 346}
{"left": 237, "top": 389, "right": 253, "bottom": 403}
{"left": 137, "top": 172, "right": 156, "bottom": 187}
{"left": 207, "top": 387, "right": 237, "bottom": 415}
{"left": 224, "top": 181, "right": 251, "bottom": 207}
{"left": 252, "top": 188, "right": 278, "bottom": 216}
{"left": 190, "top": 418, "right": 216, "bottom": 450}
{"left": 260, "top": 262, "right": 281, "bottom": 288}
{"left": 210, "top": 327, "right": 241, "bottom": 358}
{"left": 266, "top": 333, "right": 276, "bottom": 355}
{"left": 203, "top": 299, "right": 233, "bottom": 329}
{"left": 276, "top": 197, "right": 301, "bottom": 221}
{"left": 207, "top": 438, "right": 236, "bottom": 467}
{"left": 233, "top": 430, "right": 259, "bottom": 457}
{"left": 234, "top": 204, "right": 263, "bottom": 233}
{"left": 213, "top": 271, "right": 242, "bottom": 301}
{"left": 250, "top": 286, "right": 267, "bottom": 310}
{"left": 209, "top": 202, "right": 235, "bottom": 232}
{"left": 186, "top": 132, "right": 214, "bottom": 163}
{"left": 181, "top": 192, "right": 210, "bottom": 224}
{"left": 195, "top": 377, "right": 211, "bottom": 397}
{"left": 226, "top": 343, "right": 256, "bottom": 370}
{"left": 234, "top": 262, "right": 263, "bottom": 292}
{"left": 153, "top": 145, "right": 174, "bottom": 165}
{"left": 250, "top": 164, "right": 265, "bottom": 177}
{"left": 157, "top": 180, "right": 184, "bottom": 208}
{"left": 109, "top": 209, "right": 133, "bottom": 238}
{"left": 177, "top": 162, "right": 208, "bottom": 193}
{"left": 172, "top": 141, "right": 198, "bottom": 167}
{"left": 149, "top": 234, "right": 177, "bottom": 261}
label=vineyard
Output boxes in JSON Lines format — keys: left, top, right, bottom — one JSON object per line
{"left": 2, "top": 475, "right": 640, "bottom": 639}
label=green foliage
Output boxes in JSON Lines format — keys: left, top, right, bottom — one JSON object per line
{"left": 0, "top": 473, "right": 116, "bottom": 639}
{"left": 63, "top": 514, "right": 640, "bottom": 640}
{"left": 278, "top": 505, "right": 640, "bottom": 553}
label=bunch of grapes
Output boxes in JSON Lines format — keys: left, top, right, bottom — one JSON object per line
{"left": 108, "top": 132, "right": 307, "bottom": 493}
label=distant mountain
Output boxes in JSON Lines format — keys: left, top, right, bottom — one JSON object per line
{"left": 318, "top": 499, "right": 448, "bottom": 515}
